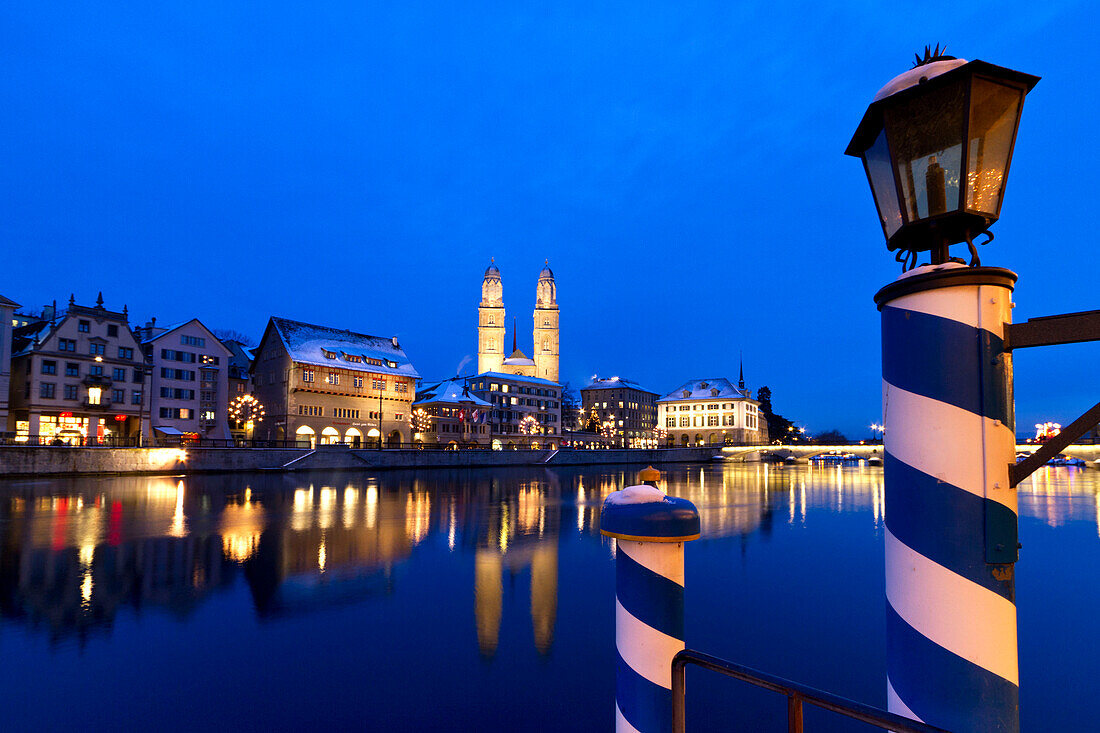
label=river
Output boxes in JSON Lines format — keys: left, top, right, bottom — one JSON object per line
{"left": 0, "top": 462, "right": 1095, "bottom": 731}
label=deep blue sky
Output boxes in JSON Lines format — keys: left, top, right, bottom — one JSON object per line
{"left": 2, "top": 1, "right": 1097, "bottom": 438}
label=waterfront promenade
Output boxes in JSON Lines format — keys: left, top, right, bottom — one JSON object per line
{"left": 0, "top": 444, "right": 721, "bottom": 478}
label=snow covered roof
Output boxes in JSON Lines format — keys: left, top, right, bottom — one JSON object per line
{"left": 657, "top": 378, "right": 755, "bottom": 403}
{"left": 0, "top": 293, "right": 19, "bottom": 308}
{"left": 413, "top": 378, "right": 492, "bottom": 408}
{"left": 475, "top": 371, "right": 561, "bottom": 387}
{"left": 12, "top": 320, "right": 54, "bottom": 357}
{"left": 269, "top": 316, "right": 420, "bottom": 378}
{"left": 581, "top": 375, "right": 655, "bottom": 394}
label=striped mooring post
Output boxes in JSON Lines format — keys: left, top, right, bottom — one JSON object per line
{"left": 600, "top": 466, "right": 700, "bottom": 733}
{"left": 876, "top": 263, "right": 1020, "bottom": 732}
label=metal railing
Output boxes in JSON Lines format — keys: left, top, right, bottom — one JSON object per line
{"left": 672, "top": 649, "right": 949, "bottom": 733}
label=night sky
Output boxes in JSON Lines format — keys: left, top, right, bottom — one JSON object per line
{"left": 2, "top": 1, "right": 1097, "bottom": 438}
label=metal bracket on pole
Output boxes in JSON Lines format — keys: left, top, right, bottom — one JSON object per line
{"left": 1004, "top": 310, "right": 1100, "bottom": 488}
{"left": 1004, "top": 309, "right": 1100, "bottom": 350}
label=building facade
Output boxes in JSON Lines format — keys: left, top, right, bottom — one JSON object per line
{"left": 251, "top": 317, "right": 420, "bottom": 448}
{"left": 8, "top": 294, "right": 146, "bottom": 444}
{"left": 222, "top": 339, "right": 256, "bottom": 438}
{"left": 657, "top": 377, "right": 767, "bottom": 446}
{"left": 0, "top": 294, "right": 19, "bottom": 434}
{"left": 411, "top": 377, "right": 494, "bottom": 447}
{"left": 477, "top": 260, "right": 559, "bottom": 382}
{"left": 139, "top": 319, "right": 232, "bottom": 442}
{"left": 580, "top": 376, "right": 659, "bottom": 448}
{"left": 464, "top": 372, "right": 562, "bottom": 449}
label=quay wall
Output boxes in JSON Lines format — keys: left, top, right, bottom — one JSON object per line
{"left": 0, "top": 445, "right": 720, "bottom": 479}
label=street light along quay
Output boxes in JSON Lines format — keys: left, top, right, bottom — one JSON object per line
{"left": 849, "top": 46, "right": 1039, "bottom": 733}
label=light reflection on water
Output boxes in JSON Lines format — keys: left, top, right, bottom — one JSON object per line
{"left": 0, "top": 462, "right": 1095, "bottom": 731}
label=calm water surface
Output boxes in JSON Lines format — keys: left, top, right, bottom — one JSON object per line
{"left": 0, "top": 462, "right": 1096, "bottom": 731}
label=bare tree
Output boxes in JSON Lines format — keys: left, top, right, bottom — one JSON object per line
{"left": 214, "top": 329, "right": 255, "bottom": 346}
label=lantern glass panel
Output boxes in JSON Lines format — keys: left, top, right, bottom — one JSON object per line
{"left": 864, "top": 126, "right": 903, "bottom": 239}
{"left": 966, "top": 77, "right": 1023, "bottom": 216}
{"left": 884, "top": 79, "right": 967, "bottom": 222}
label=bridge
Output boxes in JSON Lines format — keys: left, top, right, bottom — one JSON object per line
{"left": 719, "top": 443, "right": 1100, "bottom": 467}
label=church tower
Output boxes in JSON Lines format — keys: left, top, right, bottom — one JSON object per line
{"left": 533, "top": 260, "right": 559, "bottom": 383}
{"left": 478, "top": 259, "right": 506, "bottom": 374}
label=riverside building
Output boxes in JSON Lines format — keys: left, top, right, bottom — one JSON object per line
{"left": 411, "top": 377, "right": 493, "bottom": 447}
{"left": 137, "top": 318, "right": 232, "bottom": 442}
{"left": 251, "top": 317, "right": 420, "bottom": 448}
{"left": 8, "top": 294, "right": 146, "bottom": 444}
{"left": 465, "top": 372, "right": 562, "bottom": 449}
{"left": 657, "top": 374, "right": 767, "bottom": 446}
{"left": 0, "top": 294, "right": 18, "bottom": 433}
{"left": 580, "top": 376, "right": 659, "bottom": 447}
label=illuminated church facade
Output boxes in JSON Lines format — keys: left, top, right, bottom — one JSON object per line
{"left": 477, "top": 259, "right": 559, "bottom": 383}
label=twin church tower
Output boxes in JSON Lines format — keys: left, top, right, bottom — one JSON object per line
{"left": 477, "top": 259, "right": 559, "bottom": 383}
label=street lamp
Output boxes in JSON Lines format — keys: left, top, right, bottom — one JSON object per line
{"left": 845, "top": 47, "right": 1039, "bottom": 269}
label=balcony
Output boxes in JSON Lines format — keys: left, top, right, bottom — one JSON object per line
{"left": 82, "top": 399, "right": 113, "bottom": 410}
{"left": 83, "top": 374, "right": 113, "bottom": 388}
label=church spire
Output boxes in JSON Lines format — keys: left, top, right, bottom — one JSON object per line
{"left": 738, "top": 352, "right": 745, "bottom": 391}
{"left": 512, "top": 318, "right": 517, "bottom": 353}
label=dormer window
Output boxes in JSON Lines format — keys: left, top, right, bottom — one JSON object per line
{"left": 711, "top": 388, "right": 719, "bottom": 397}
{"left": 322, "top": 349, "right": 336, "bottom": 359}
{"left": 682, "top": 390, "right": 691, "bottom": 398}
{"left": 386, "top": 360, "right": 398, "bottom": 368}
{"left": 366, "top": 357, "right": 383, "bottom": 367}
{"left": 343, "top": 352, "right": 362, "bottom": 363}
{"left": 700, "top": 382, "right": 709, "bottom": 389}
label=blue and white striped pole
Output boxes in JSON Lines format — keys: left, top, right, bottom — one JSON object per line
{"left": 877, "top": 263, "right": 1020, "bottom": 732}
{"left": 601, "top": 466, "right": 700, "bottom": 733}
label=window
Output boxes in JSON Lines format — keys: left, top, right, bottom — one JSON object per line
{"left": 343, "top": 353, "right": 362, "bottom": 363}
{"left": 112, "top": 389, "right": 125, "bottom": 403}
{"left": 201, "top": 391, "right": 215, "bottom": 402}
{"left": 64, "top": 385, "right": 78, "bottom": 400}
{"left": 133, "top": 369, "right": 144, "bottom": 383}
{"left": 323, "top": 350, "right": 336, "bottom": 360}
{"left": 87, "top": 387, "right": 102, "bottom": 405}
{"left": 302, "top": 369, "right": 315, "bottom": 383}
{"left": 40, "top": 383, "right": 56, "bottom": 399}
{"left": 200, "top": 410, "right": 216, "bottom": 422}
{"left": 722, "top": 414, "right": 735, "bottom": 426}
{"left": 666, "top": 417, "right": 676, "bottom": 427}
{"left": 354, "top": 376, "right": 363, "bottom": 388}
{"left": 41, "top": 360, "right": 57, "bottom": 375}
{"left": 679, "top": 405, "right": 690, "bottom": 411}
{"left": 89, "top": 343, "right": 105, "bottom": 355}
{"left": 395, "top": 382, "right": 408, "bottom": 393}
{"left": 90, "top": 365, "right": 104, "bottom": 376}
{"left": 59, "top": 338, "right": 76, "bottom": 352}
{"left": 200, "top": 355, "right": 220, "bottom": 365}
{"left": 107, "top": 325, "right": 118, "bottom": 337}
{"left": 182, "top": 335, "right": 205, "bottom": 347}
{"left": 65, "top": 363, "right": 79, "bottom": 377}
{"left": 333, "top": 408, "right": 361, "bottom": 419}
{"left": 78, "top": 320, "right": 90, "bottom": 333}
{"left": 113, "top": 368, "right": 126, "bottom": 381}
{"left": 132, "top": 391, "right": 143, "bottom": 405}
{"left": 394, "top": 413, "right": 404, "bottom": 420}
{"left": 707, "top": 415, "right": 719, "bottom": 426}
{"left": 707, "top": 404, "right": 719, "bottom": 410}
{"left": 118, "top": 347, "right": 134, "bottom": 360}
{"left": 236, "top": 383, "right": 245, "bottom": 393}
{"left": 297, "top": 405, "right": 324, "bottom": 416}
{"left": 160, "top": 367, "right": 195, "bottom": 381}
{"left": 325, "top": 372, "right": 340, "bottom": 385}
{"left": 159, "top": 407, "right": 194, "bottom": 419}
{"left": 372, "top": 379, "right": 385, "bottom": 390}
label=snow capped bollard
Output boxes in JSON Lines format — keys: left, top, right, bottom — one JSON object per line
{"left": 876, "top": 264, "right": 1020, "bottom": 732}
{"left": 600, "top": 466, "right": 700, "bottom": 733}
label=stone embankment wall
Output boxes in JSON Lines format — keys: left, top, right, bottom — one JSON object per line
{"left": 0, "top": 445, "right": 720, "bottom": 478}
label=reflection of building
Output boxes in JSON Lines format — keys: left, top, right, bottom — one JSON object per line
{"left": 137, "top": 318, "right": 233, "bottom": 442}
{"left": 9, "top": 294, "right": 145, "bottom": 443}
{"left": 477, "top": 260, "right": 559, "bottom": 383}
{"left": 657, "top": 375, "right": 767, "bottom": 447}
{"left": 412, "top": 377, "right": 493, "bottom": 447}
{"left": 0, "top": 293, "right": 19, "bottom": 433}
{"left": 472, "top": 479, "right": 560, "bottom": 657}
{"left": 580, "top": 376, "right": 659, "bottom": 447}
{"left": 251, "top": 317, "right": 420, "bottom": 448}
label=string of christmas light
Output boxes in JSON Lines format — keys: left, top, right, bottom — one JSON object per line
{"left": 520, "top": 414, "right": 539, "bottom": 435}
{"left": 411, "top": 408, "right": 432, "bottom": 434}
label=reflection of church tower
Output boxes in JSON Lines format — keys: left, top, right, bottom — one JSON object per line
{"left": 478, "top": 260, "right": 505, "bottom": 374}
{"left": 474, "top": 549, "right": 503, "bottom": 657}
{"left": 532, "top": 261, "right": 559, "bottom": 383}
{"left": 530, "top": 542, "right": 558, "bottom": 655}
